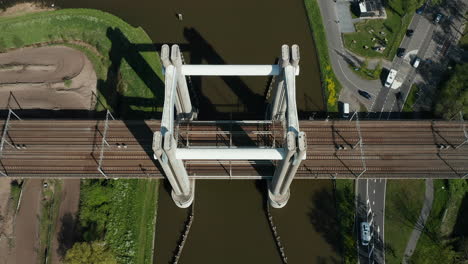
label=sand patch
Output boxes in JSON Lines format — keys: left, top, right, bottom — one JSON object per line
{"left": 0, "top": 45, "right": 97, "bottom": 110}
{"left": 0, "top": 3, "right": 53, "bottom": 18}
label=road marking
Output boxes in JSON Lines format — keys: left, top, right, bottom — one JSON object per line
{"left": 373, "top": 201, "right": 375, "bottom": 205}
{"left": 374, "top": 179, "right": 376, "bottom": 182}
{"left": 373, "top": 189, "right": 375, "bottom": 194}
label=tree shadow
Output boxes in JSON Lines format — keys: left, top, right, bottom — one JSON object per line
{"left": 57, "top": 213, "right": 79, "bottom": 259}
{"left": 452, "top": 192, "right": 468, "bottom": 238}
{"left": 309, "top": 189, "right": 342, "bottom": 255}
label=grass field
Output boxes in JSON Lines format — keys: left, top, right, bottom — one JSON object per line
{"left": 402, "top": 84, "right": 420, "bottom": 112}
{"left": 39, "top": 180, "right": 62, "bottom": 264}
{"left": 410, "top": 180, "right": 468, "bottom": 262}
{"left": 349, "top": 60, "right": 383, "bottom": 80}
{"left": 335, "top": 180, "right": 357, "bottom": 264}
{"left": 343, "top": 0, "right": 418, "bottom": 60}
{"left": 0, "top": 8, "right": 164, "bottom": 116}
{"left": 105, "top": 179, "right": 159, "bottom": 264}
{"left": 304, "top": 0, "right": 342, "bottom": 112}
{"left": 384, "top": 179, "right": 425, "bottom": 264}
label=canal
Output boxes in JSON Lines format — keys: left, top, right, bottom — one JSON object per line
{"left": 16, "top": 0, "right": 339, "bottom": 263}
{"left": 48, "top": 0, "right": 323, "bottom": 119}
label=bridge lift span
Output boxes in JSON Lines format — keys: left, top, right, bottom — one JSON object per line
{"left": 152, "top": 44, "right": 306, "bottom": 208}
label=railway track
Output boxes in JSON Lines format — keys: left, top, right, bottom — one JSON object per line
{"left": 0, "top": 120, "right": 467, "bottom": 179}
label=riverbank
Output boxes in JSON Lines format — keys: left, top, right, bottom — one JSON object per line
{"left": 0, "top": 7, "right": 162, "bottom": 263}
{"left": 304, "top": 0, "right": 342, "bottom": 112}
{"left": 0, "top": 7, "right": 164, "bottom": 116}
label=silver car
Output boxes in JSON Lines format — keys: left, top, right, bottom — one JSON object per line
{"left": 361, "top": 222, "right": 371, "bottom": 246}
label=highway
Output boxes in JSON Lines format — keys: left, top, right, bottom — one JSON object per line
{"left": 0, "top": 119, "right": 466, "bottom": 178}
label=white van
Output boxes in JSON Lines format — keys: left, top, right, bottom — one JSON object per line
{"left": 343, "top": 103, "right": 350, "bottom": 118}
{"left": 412, "top": 57, "right": 421, "bottom": 68}
{"left": 385, "top": 69, "right": 397, "bottom": 88}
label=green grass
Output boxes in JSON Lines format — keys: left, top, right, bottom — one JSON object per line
{"left": 410, "top": 180, "right": 468, "bottom": 262}
{"left": 461, "top": 18, "right": 468, "bottom": 50}
{"left": 335, "top": 180, "right": 357, "bottom": 264}
{"left": 343, "top": 1, "right": 417, "bottom": 59}
{"left": 403, "top": 84, "right": 420, "bottom": 112}
{"left": 0, "top": 8, "right": 164, "bottom": 116}
{"left": 79, "top": 179, "right": 159, "bottom": 264}
{"left": 385, "top": 179, "right": 425, "bottom": 264}
{"left": 304, "top": 0, "right": 342, "bottom": 112}
{"left": 38, "top": 180, "right": 62, "bottom": 264}
{"left": 440, "top": 180, "right": 468, "bottom": 237}
{"left": 349, "top": 60, "right": 382, "bottom": 80}
{"left": 64, "top": 79, "right": 72, "bottom": 87}
{"left": 10, "top": 180, "right": 23, "bottom": 211}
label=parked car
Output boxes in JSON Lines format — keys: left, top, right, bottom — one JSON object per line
{"left": 342, "top": 102, "right": 350, "bottom": 118}
{"left": 361, "top": 222, "right": 371, "bottom": 246}
{"left": 412, "top": 57, "right": 421, "bottom": 68}
{"left": 358, "top": 90, "right": 372, "bottom": 99}
{"left": 406, "top": 29, "right": 414, "bottom": 37}
{"left": 397, "top": 48, "right": 406, "bottom": 58}
{"left": 416, "top": 4, "right": 426, "bottom": 14}
{"left": 434, "top": 13, "right": 443, "bottom": 24}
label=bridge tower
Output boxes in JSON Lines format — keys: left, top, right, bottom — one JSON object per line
{"left": 153, "top": 44, "right": 306, "bottom": 208}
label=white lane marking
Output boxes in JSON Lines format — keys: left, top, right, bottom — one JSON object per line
{"left": 374, "top": 179, "right": 377, "bottom": 182}
{"left": 373, "top": 189, "right": 376, "bottom": 194}
{"left": 373, "top": 201, "right": 375, "bottom": 205}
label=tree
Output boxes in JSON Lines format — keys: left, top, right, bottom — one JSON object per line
{"left": 64, "top": 241, "right": 117, "bottom": 264}
{"left": 434, "top": 63, "right": 468, "bottom": 119}
{"left": 409, "top": 242, "right": 459, "bottom": 264}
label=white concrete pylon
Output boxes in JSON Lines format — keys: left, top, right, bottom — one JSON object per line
{"left": 171, "top": 45, "right": 193, "bottom": 120}
{"left": 268, "top": 131, "right": 296, "bottom": 208}
{"left": 163, "top": 133, "right": 194, "bottom": 208}
{"left": 270, "top": 45, "right": 290, "bottom": 120}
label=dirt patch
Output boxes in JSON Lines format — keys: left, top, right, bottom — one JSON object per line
{"left": 0, "top": 3, "right": 52, "bottom": 18}
{"left": 0, "top": 178, "right": 14, "bottom": 264}
{"left": 6, "top": 179, "right": 43, "bottom": 264}
{"left": 50, "top": 180, "right": 80, "bottom": 264}
{"left": 0, "top": 46, "right": 97, "bottom": 110}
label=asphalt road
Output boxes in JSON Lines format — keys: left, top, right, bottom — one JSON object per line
{"left": 370, "top": 13, "right": 435, "bottom": 116}
{"left": 357, "top": 179, "right": 386, "bottom": 264}
{"left": 317, "top": 0, "right": 382, "bottom": 110}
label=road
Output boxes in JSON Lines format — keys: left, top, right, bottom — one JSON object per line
{"left": 316, "top": 0, "right": 382, "bottom": 110}
{"left": 357, "top": 179, "right": 386, "bottom": 264}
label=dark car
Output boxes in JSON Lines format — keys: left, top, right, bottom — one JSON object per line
{"left": 397, "top": 48, "right": 406, "bottom": 58}
{"left": 434, "top": 13, "right": 443, "bottom": 24}
{"left": 358, "top": 90, "right": 372, "bottom": 99}
{"left": 416, "top": 4, "right": 426, "bottom": 14}
{"left": 406, "top": 29, "right": 414, "bottom": 37}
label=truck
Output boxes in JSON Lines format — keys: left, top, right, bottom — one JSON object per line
{"left": 384, "top": 69, "right": 397, "bottom": 88}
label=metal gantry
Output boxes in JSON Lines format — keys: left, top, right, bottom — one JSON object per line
{"left": 350, "top": 111, "right": 367, "bottom": 178}
{"left": 0, "top": 109, "right": 21, "bottom": 176}
{"left": 455, "top": 111, "right": 467, "bottom": 149}
{"left": 97, "top": 110, "right": 115, "bottom": 178}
